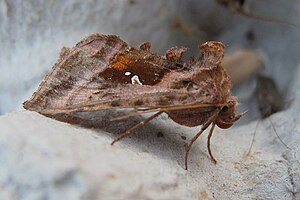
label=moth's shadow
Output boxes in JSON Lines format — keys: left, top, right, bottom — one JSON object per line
{"left": 51, "top": 110, "right": 199, "bottom": 167}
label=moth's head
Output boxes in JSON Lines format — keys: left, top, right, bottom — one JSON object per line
{"left": 215, "top": 96, "right": 246, "bottom": 129}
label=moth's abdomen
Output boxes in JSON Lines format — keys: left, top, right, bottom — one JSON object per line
{"left": 167, "top": 108, "right": 216, "bottom": 127}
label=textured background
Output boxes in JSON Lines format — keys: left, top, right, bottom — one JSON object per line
{"left": 1, "top": 0, "right": 300, "bottom": 199}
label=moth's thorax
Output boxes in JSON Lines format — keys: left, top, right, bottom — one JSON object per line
{"left": 215, "top": 96, "right": 239, "bottom": 129}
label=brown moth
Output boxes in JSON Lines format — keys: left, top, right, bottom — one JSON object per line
{"left": 255, "top": 74, "right": 283, "bottom": 118}
{"left": 216, "top": 0, "right": 300, "bottom": 28}
{"left": 23, "top": 33, "right": 246, "bottom": 170}
{"left": 247, "top": 74, "right": 289, "bottom": 155}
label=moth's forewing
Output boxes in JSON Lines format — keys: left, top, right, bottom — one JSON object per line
{"left": 23, "top": 34, "right": 221, "bottom": 116}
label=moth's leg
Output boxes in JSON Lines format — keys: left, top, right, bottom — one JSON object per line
{"left": 184, "top": 123, "right": 210, "bottom": 170}
{"left": 110, "top": 108, "right": 160, "bottom": 121}
{"left": 267, "top": 117, "right": 290, "bottom": 150}
{"left": 184, "top": 111, "right": 219, "bottom": 170}
{"left": 111, "top": 111, "right": 163, "bottom": 145}
{"left": 207, "top": 123, "right": 217, "bottom": 164}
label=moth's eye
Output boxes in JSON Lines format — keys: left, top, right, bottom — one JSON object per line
{"left": 221, "top": 106, "right": 229, "bottom": 112}
{"left": 228, "top": 116, "right": 234, "bottom": 120}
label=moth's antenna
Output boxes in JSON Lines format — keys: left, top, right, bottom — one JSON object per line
{"left": 237, "top": 8, "right": 300, "bottom": 29}
{"left": 246, "top": 119, "right": 260, "bottom": 156}
{"left": 217, "top": 0, "right": 300, "bottom": 29}
{"left": 267, "top": 117, "right": 291, "bottom": 150}
{"left": 246, "top": 116, "right": 291, "bottom": 156}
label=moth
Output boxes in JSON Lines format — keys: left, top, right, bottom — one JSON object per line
{"left": 247, "top": 74, "right": 289, "bottom": 155}
{"left": 216, "top": 0, "right": 299, "bottom": 28}
{"left": 23, "top": 33, "right": 246, "bottom": 170}
{"left": 255, "top": 74, "right": 283, "bottom": 118}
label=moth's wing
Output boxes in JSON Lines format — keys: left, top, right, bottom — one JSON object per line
{"left": 23, "top": 33, "right": 188, "bottom": 114}
{"left": 24, "top": 33, "right": 128, "bottom": 111}
{"left": 23, "top": 33, "right": 224, "bottom": 116}
{"left": 36, "top": 83, "right": 219, "bottom": 115}
{"left": 23, "top": 75, "right": 220, "bottom": 115}
{"left": 199, "top": 41, "right": 224, "bottom": 69}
